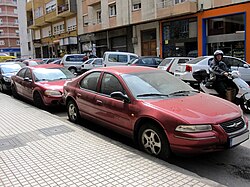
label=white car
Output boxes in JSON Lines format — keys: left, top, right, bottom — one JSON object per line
{"left": 103, "top": 51, "right": 138, "bottom": 67}
{"left": 81, "top": 58, "right": 103, "bottom": 72}
{"left": 174, "top": 56, "right": 250, "bottom": 84}
{"left": 158, "top": 57, "right": 194, "bottom": 74}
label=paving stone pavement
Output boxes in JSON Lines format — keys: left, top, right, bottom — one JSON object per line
{"left": 0, "top": 93, "right": 224, "bottom": 187}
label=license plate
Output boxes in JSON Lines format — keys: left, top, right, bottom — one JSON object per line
{"left": 229, "top": 131, "right": 249, "bottom": 147}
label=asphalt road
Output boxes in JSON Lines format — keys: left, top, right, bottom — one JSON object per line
{"left": 48, "top": 107, "right": 250, "bottom": 187}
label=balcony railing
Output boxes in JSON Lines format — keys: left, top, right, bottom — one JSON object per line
{"left": 0, "top": 11, "right": 18, "bottom": 16}
{"left": 0, "top": 22, "right": 19, "bottom": 26}
{"left": 0, "top": 33, "right": 19, "bottom": 37}
{"left": 157, "top": 0, "right": 196, "bottom": 9}
{"left": 0, "top": 0, "right": 17, "bottom": 5}
{"left": 58, "top": 4, "right": 69, "bottom": 14}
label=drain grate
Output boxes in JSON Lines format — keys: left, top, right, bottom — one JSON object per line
{"left": 0, "top": 137, "right": 24, "bottom": 151}
{"left": 39, "top": 125, "right": 74, "bottom": 136}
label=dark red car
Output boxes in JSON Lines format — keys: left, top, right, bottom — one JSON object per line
{"left": 11, "top": 64, "right": 75, "bottom": 108}
{"left": 63, "top": 66, "right": 249, "bottom": 159}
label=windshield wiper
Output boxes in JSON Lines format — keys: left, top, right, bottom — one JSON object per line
{"left": 137, "top": 93, "right": 169, "bottom": 97}
{"left": 169, "top": 90, "right": 199, "bottom": 96}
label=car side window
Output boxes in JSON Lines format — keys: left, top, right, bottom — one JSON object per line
{"left": 100, "top": 73, "right": 125, "bottom": 95}
{"left": 108, "top": 54, "right": 128, "bottom": 63}
{"left": 142, "top": 58, "right": 154, "bottom": 65}
{"left": 208, "top": 58, "right": 213, "bottom": 66}
{"left": 155, "top": 58, "right": 162, "bottom": 65}
{"left": 178, "top": 59, "right": 190, "bottom": 64}
{"left": 80, "top": 72, "right": 101, "bottom": 91}
{"left": 94, "top": 59, "right": 102, "bottom": 65}
{"left": 24, "top": 69, "right": 32, "bottom": 80}
{"left": 226, "top": 57, "right": 244, "bottom": 67}
{"left": 66, "top": 55, "right": 84, "bottom": 62}
{"left": 17, "top": 68, "right": 27, "bottom": 78}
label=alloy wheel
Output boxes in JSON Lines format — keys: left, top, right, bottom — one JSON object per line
{"left": 141, "top": 129, "right": 162, "bottom": 155}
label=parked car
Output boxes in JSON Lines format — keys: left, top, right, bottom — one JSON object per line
{"left": 22, "top": 59, "right": 43, "bottom": 66}
{"left": 50, "top": 59, "right": 62, "bottom": 65}
{"left": 11, "top": 64, "right": 75, "bottom": 108}
{"left": 158, "top": 57, "right": 194, "bottom": 74}
{"left": 174, "top": 56, "right": 250, "bottom": 84}
{"left": 63, "top": 66, "right": 249, "bottom": 160}
{"left": 0, "top": 53, "right": 16, "bottom": 62}
{"left": 103, "top": 51, "right": 138, "bottom": 67}
{"left": 81, "top": 58, "right": 103, "bottom": 72}
{"left": 128, "top": 56, "right": 162, "bottom": 68}
{"left": 0, "top": 63, "right": 24, "bottom": 92}
{"left": 60, "top": 54, "right": 89, "bottom": 74}
{"left": 5, "top": 58, "right": 28, "bottom": 62}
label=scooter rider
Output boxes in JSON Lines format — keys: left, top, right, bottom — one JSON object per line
{"left": 209, "top": 50, "right": 230, "bottom": 98}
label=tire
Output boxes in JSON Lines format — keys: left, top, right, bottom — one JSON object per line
{"left": 240, "top": 98, "right": 250, "bottom": 114}
{"left": 67, "top": 100, "right": 80, "bottom": 123}
{"left": 0, "top": 80, "right": 4, "bottom": 92}
{"left": 69, "top": 68, "right": 77, "bottom": 74}
{"left": 11, "top": 84, "right": 19, "bottom": 99}
{"left": 33, "top": 92, "right": 45, "bottom": 109}
{"left": 138, "top": 123, "right": 171, "bottom": 160}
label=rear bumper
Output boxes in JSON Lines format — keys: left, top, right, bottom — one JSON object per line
{"left": 174, "top": 72, "right": 196, "bottom": 82}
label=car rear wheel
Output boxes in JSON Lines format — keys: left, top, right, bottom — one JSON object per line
{"left": 67, "top": 100, "right": 80, "bottom": 123}
{"left": 138, "top": 123, "right": 171, "bottom": 160}
{"left": 33, "top": 92, "right": 45, "bottom": 109}
{"left": 11, "top": 84, "right": 19, "bottom": 99}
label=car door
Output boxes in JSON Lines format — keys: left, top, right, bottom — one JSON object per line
{"left": 76, "top": 72, "right": 101, "bottom": 118}
{"left": 224, "top": 57, "right": 250, "bottom": 82}
{"left": 92, "top": 59, "right": 103, "bottom": 68}
{"left": 95, "top": 73, "right": 131, "bottom": 133}
{"left": 13, "top": 68, "right": 27, "bottom": 96}
{"left": 22, "top": 68, "right": 34, "bottom": 99}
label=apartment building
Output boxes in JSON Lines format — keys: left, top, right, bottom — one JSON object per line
{"left": 26, "top": 0, "right": 77, "bottom": 58}
{"left": 0, "top": 0, "right": 20, "bottom": 57}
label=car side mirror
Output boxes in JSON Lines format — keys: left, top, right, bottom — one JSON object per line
{"left": 243, "top": 64, "right": 249, "bottom": 68}
{"left": 110, "top": 91, "right": 130, "bottom": 103}
{"left": 24, "top": 77, "right": 32, "bottom": 82}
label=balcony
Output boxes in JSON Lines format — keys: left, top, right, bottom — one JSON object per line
{"left": 0, "top": 11, "right": 18, "bottom": 17}
{"left": 156, "top": 0, "right": 197, "bottom": 19}
{"left": 0, "top": 22, "right": 19, "bottom": 27}
{"left": 57, "top": 0, "right": 76, "bottom": 17}
{"left": 0, "top": 0, "right": 17, "bottom": 6}
{"left": 0, "top": 33, "right": 19, "bottom": 38}
{"left": 34, "top": 16, "right": 46, "bottom": 27}
{"left": 26, "top": 0, "right": 32, "bottom": 11}
{"left": 45, "top": 10, "right": 61, "bottom": 23}
{"left": 86, "top": 0, "right": 101, "bottom": 6}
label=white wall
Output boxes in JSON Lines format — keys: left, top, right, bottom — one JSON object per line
{"left": 17, "top": 0, "right": 34, "bottom": 58}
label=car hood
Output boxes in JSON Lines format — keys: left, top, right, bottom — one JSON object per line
{"left": 36, "top": 80, "right": 67, "bottom": 91}
{"left": 144, "top": 93, "right": 241, "bottom": 124}
{"left": 3, "top": 72, "right": 16, "bottom": 78}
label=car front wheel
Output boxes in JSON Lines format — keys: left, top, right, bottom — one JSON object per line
{"left": 33, "top": 92, "right": 45, "bottom": 109}
{"left": 67, "top": 100, "right": 80, "bottom": 123}
{"left": 138, "top": 123, "right": 171, "bottom": 160}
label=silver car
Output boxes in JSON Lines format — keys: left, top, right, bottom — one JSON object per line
{"left": 60, "top": 54, "right": 88, "bottom": 74}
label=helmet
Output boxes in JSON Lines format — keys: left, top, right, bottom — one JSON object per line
{"left": 214, "top": 50, "right": 224, "bottom": 57}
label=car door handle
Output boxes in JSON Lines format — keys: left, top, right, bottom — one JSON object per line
{"left": 96, "top": 100, "right": 103, "bottom": 106}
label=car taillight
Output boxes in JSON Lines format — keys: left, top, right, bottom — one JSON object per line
{"left": 61, "top": 62, "right": 64, "bottom": 66}
{"left": 185, "top": 65, "right": 192, "bottom": 72}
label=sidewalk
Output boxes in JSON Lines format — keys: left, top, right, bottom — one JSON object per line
{"left": 0, "top": 93, "right": 223, "bottom": 187}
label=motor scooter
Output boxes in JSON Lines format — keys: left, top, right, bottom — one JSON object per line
{"left": 192, "top": 69, "right": 250, "bottom": 113}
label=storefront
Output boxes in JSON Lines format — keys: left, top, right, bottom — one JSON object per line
{"left": 161, "top": 17, "right": 198, "bottom": 58}
{"left": 198, "top": 2, "right": 250, "bottom": 63}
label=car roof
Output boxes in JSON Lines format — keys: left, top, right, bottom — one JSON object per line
{"left": 91, "top": 66, "right": 158, "bottom": 75}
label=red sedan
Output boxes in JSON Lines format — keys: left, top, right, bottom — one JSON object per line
{"left": 11, "top": 64, "right": 75, "bottom": 108}
{"left": 63, "top": 66, "right": 249, "bottom": 159}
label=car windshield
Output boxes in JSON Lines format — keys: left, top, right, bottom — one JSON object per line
{"left": 84, "top": 59, "right": 94, "bottom": 64}
{"left": 159, "top": 59, "right": 173, "bottom": 66}
{"left": 187, "top": 57, "right": 207, "bottom": 64}
{"left": 1, "top": 64, "right": 22, "bottom": 73}
{"left": 121, "top": 70, "right": 196, "bottom": 99}
{"left": 33, "top": 68, "right": 75, "bottom": 82}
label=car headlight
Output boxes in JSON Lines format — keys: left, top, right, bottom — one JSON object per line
{"left": 3, "top": 77, "right": 11, "bottom": 82}
{"left": 175, "top": 125, "right": 212, "bottom": 132}
{"left": 44, "top": 90, "right": 62, "bottom": 96}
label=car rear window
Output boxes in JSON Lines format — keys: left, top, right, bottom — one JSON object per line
{"left": 159, "top": 59, "right": 173, "bottom": 66}
{"left": 108, "top": 54, "right": 128, "bottom": 63}
{"left": 66, "top": 55, "right": 84, "bottom": 62}
{"left": 187, "top": 57, "right": 207, "bottom": 64}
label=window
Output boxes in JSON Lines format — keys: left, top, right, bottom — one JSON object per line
{"left": 17, "top": 68, "right": 27, "bottom": 78}
{"left": 14, "top": 8, "right": 18, "bottom": 14}
{"left": 96, "top": 10, "right": 101, "bottom": 24}
{"left": 16, "top": 40, "right": 20, "bottom": 45}
{"left": 108, "top": 54, "right": 128, "bottom": 63}
{"left": 100, "top": 73, "right": 125, "bottom": 95}
{"left": 109, "top": 4, "right": 116, "bottom": 17}
{"left": 83, "top": 15, "right": 89, "bottom": 26}
{"left": 0, "top": 30, "right": 3, "bottom": 35}
{"left": 15, "top": 19, "right": 18, "bottom": 25}
{"left": 223, "top": 57, "right": 244, "bottom": 68}
{"left": 24, "top": 69, "right": 32, "bottom": 79}
{"left": 175, "top": 0, "right": 186, "bottom": 4}
{"left": 93, "top": 59, "right": 102, "bottom": 65}
{"left": 34, "top": 7, "right": 43, "bottom": 18}
{"left": 46, "top": 0, "right": 56, "bottom": 14}
{"left": 15, "top": 30, "right": 19, "bottom": 36}
{"left": 28, "top": 42, "right": 31, "bottom": 50}
{"left": 80, "top": 72, "right": 101, "bottom": 91}
{"left": 0, "top": 19, "right": 2, "bottom": 25}
{"left": 0, "top": 40, "right": 5, "bottom": 45}
{"left": 66, "top": 55, "right": 85, "bottom": 62}
{"left": 132, "top": 3, "right": 141, "bottom": 11}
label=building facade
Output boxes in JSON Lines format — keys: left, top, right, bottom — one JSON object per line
{"left": 26, "top": 0, "right": 77, "bottom": 58}
{"left": 24, "top": 0, "right": 250, "bottom": 63}
{"left": 0, "top": 0, "right": 20, "bottom": 57}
